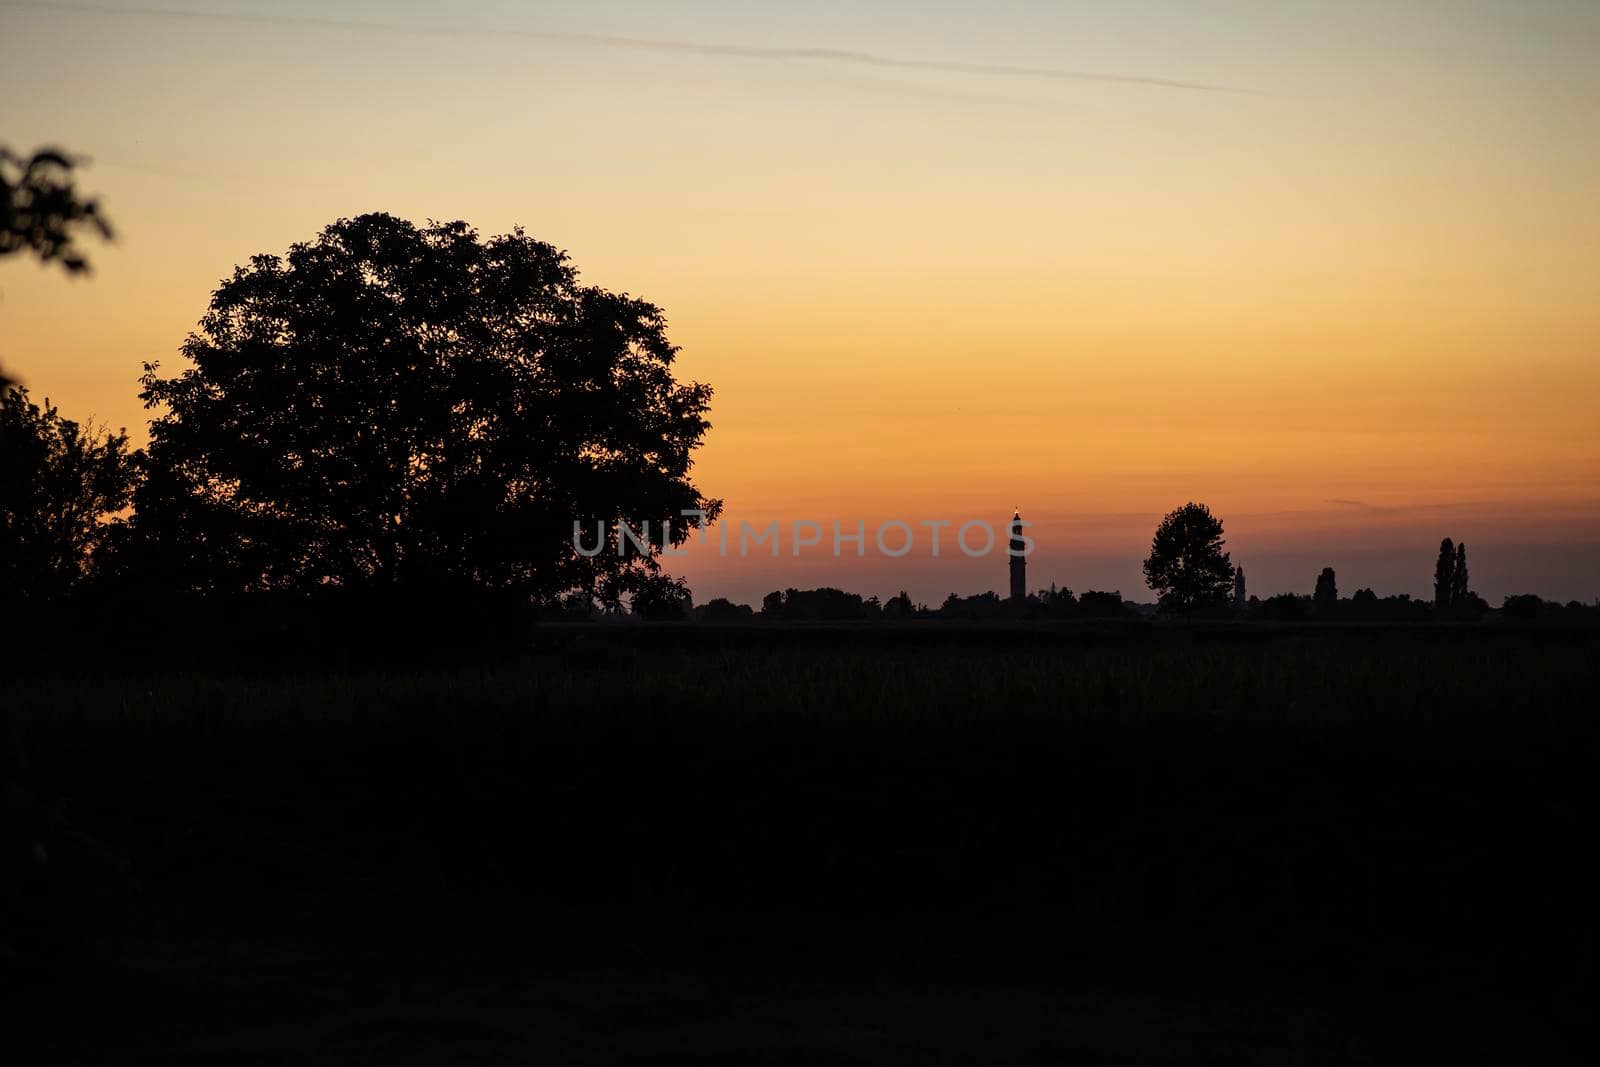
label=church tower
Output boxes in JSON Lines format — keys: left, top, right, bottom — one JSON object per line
{"left": 1008, "top": 510, "right": 1027, "bottom": 603}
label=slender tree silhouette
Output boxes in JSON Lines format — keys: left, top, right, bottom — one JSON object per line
{"left": 1313, "top": 567, "right": 1338, "bottom": 616}
{"left": 1434, "top": 538, "right": 1456, "bottom": 612}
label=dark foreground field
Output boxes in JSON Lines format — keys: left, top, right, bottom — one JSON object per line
{"left": 4, "top": 622, "right": 1596, "bottom": 1064}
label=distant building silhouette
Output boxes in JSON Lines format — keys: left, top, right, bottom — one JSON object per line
{"left": 1009, "top": 510, "right": 1027, "bottom": 603}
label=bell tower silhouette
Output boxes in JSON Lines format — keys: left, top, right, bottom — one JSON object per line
{"left": 1008, "top": 509, "right": 1027, "bottom": 603}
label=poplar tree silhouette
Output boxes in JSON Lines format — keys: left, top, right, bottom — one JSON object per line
{"left": 1313, "top": 567, "right": 1338, "bottom": 615}
{"left": 1434, "top": 538, "right": 1456, "bottom": 611}
{"left": 1452, "top": 542, "right": 1470, "bottom": 606}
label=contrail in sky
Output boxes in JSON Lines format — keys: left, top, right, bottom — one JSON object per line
{"left": 4, "top": 0, "right": 1269, "bottom": 96}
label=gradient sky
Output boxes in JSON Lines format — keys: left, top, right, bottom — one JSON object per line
{"left": 3, "top": 0, "right": 1597, "bottom": 605}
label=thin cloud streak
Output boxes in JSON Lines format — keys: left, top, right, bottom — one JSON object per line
{"left": 9, "top": 0, "right": 1269, "bottom": 96}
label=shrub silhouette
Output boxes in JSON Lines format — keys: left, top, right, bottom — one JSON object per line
{"left": 1502, "top": 594, "right": 1542, "bottom": 620}
{"left": 698, "top": 597, "right": 753, "bottom": 622}
{"left": 1254, "top": 593, "right": 1310, "bottom": 622}
{"left": 1077, "top": 590, "right": 1126, "bottom": 618}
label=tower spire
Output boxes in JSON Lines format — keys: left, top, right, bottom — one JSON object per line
{"left": 1008, "top": 509, "right": 1027, "bottom": 604}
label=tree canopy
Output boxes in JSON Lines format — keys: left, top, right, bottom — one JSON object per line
{"left": 1, "top": 145, "right": 114, "bottom": 391}
{"left": 1, "top": 146, "right": 111, "bottom": 275}
{"left": 134, "top": 213, "right": 719, "bottom": 605}
{"left": 1142, "top": 501, "right": 1234, "bottom": 616}
{"left": 0, "top": 387, "right": 136, "bottom": 602}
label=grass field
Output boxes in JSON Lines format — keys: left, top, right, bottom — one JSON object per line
{"left": 4, "top": 621, "right": 1596, "bottom": 1062}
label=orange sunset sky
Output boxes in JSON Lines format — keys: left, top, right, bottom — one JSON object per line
{"left": 3, "top": 0, "right": 1597, "bottom": 605}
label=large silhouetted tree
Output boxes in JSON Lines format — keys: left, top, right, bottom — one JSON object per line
{"left": 0, "top": 387, "right": 137, "bottom": 602}
{"left": 133, "top": 213, "right": 718, "bottom": 605}
{"left": 1142, "top": 502, "right": 1233, "bottom": 617}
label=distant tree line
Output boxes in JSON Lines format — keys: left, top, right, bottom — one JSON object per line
{"left": 747, "top": 586, "right": 1129, "bottom": 623}
{"left": 660, "top": 577, "right": 1595, "bottom": 626}
{"left": 1143, "top": 511, "right": 1594, "bottom": 624}
{"left": 535, "top": 585, "right": 1138, "bottom": 624}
